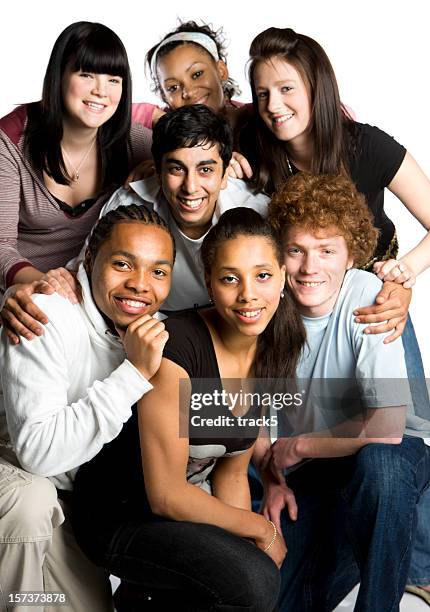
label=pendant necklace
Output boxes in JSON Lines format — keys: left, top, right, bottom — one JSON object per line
{"left": 62, "top": 138, "right": 96, "bottom": 182}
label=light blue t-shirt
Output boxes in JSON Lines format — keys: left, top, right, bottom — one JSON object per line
{"left": 285, "top": 269, "right": 430, "bottom": 441}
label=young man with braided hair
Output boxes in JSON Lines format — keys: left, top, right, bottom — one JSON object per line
{"left": 261, "top": 173, "right": 430, "bottom": 611}
{"left": 0, "top": 205, "right": 174, "bottom": 611}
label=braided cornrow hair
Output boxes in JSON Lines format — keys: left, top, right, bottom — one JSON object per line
{"left": 84, "top": 204, "right": 175, "bottom": 276}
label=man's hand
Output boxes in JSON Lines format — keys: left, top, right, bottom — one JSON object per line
{"left": 119, "top": 315, "right": 169, "bottom": 380}
{"left": 1, "top": 269, "right": 81, "bottom": 344}
{"left": 261, "top": 478, "right": 298, "bottom": 534}
{"left": 353, "top": 281, "right": 412, "bottom": 343}
{"left": 263, "top": 437, "right": 302, "bottom": 474}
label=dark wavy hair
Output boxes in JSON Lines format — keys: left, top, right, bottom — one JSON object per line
{"left": 25, "top": 21, "right": 132, "bottom": 189}
{"left": 152, "top": 104, "right": 233, "bottom": 174}
{"left": 146, "top": 20, "right": 241, "bottom": 104}
{"left": 240, "top": 27, "right": 357, "bottom": 194}
{"left": 201, "top": 207, "right": 306, "bottom": 379}
{"left": 84, "top": 204, "right": 175, "bottom": 276}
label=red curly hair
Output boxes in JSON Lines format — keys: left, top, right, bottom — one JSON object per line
{"left": 268, "top": 173, "right": 379, "bottom": 268}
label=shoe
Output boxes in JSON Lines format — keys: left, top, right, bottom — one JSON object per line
{"left": 405, "top": 585, "right": 430, "bottom": 606}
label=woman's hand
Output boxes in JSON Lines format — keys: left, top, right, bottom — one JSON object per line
{"left": 255, "top": 516, "right": 287, "bottom": 568}
{"left": 353, "top": 281, "right": 412, "bottom": 342}
{"left": 1, "top": 268, "right": 81, "bottom": 344}
{"left": 39, "top": 268, "right": 81, "bottom": 303}
{"left": 373, "top": 259, "right": 416, "bottom": 289}
{"left": 228, "top": 152, "right": 253, "bottom": 179}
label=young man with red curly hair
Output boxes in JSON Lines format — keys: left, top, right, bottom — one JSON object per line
{"left": 260, "top": 173, "right": 430, "bottom": 612}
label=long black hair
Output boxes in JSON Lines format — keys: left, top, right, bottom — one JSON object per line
{"left": 240, "top": 27, "right": 357, "bottom": 194}
{"left": 25, "top": 21, "right": 132, "bottom": 189}
{"left": 201, "top": 207, "right": 306, "bottom": 379}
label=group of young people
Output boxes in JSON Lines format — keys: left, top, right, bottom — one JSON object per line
{"left": 0, "top": 18, "right": 430, "bottom": 612}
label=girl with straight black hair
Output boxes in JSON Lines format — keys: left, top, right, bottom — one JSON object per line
{"left": 72, "top": 207, "right": 306, "bottom": 611}
{"left": 0, "top": 21, "right": 151, "bottom": 308}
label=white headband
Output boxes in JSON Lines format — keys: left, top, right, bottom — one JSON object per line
{"left": 150, "top": 32, "right": 220, "bottom": 78}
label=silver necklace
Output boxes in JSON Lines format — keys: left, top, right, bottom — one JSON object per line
{"left": 286, "top": 154, "right": 293, "bottom": 174}
{"left": 61, "top": 138, "right": 96, "bottom": 182}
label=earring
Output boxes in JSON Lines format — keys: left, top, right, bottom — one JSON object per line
{"left": 280, "top": 290, "right": 285, "bottom": 299}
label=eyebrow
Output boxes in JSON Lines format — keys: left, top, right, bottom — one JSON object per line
{"left": 286, "top": 240, "right": 339, "bottom": 248}
{"left": 165, "top": 158, "right": 218, "bottom": 167}
{"left": 110, "top": 251, "right": 172, "bottom": 267}
{"left": 163, "top": 62, "right": 206, "bottom": 83}
{"left": 256, "top": 79, "right": 296, "bottom": 88}
{"left": 111, "top": 250, "right": 136, "bottom": 260}
{"left": 219, "top": 264, "right": 274, "bottom": 271}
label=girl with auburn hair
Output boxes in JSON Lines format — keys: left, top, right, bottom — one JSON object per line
{"left": 72, "top": 207, "right": 306, "bottom": 611}
{"left": 241, "top": 26, "right": 430, "bottom": 602}
{"left": 0, "top": 22, "right": 151, "bottom": 325}
{"left": 241, "top": 26, "right": 429, "bottom": 390}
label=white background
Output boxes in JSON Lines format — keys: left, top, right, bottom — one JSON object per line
{"left": 1, "top": 0, "right": 429, "bottom": 372}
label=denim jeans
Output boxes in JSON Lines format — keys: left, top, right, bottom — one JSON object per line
{"left": 277, "top": 438, "right": 430, "bottom": 612}
{"left": 402, "top": 316, "right": 430, "bottom": 421}
{"left": 402, "top": 316, "right": 430, "bottom": 584}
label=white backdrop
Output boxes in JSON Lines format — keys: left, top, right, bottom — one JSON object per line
{"left": 1, "top": 0, "right": 429, "bottom": 372}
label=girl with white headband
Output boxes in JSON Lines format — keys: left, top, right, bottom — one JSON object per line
{"left": 133, "top": 21, "right": 242, "bottom": 128}
{"left": 130, "top": 21, "right": 252, "bottom": 180}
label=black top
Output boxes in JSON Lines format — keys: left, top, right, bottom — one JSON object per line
{"left": 289, "top": 123, "right": 405, "bottom": 262}
{"left": 163, "top": 310, "right": 258, "bottom": 453}
{"left": 73, "top": 311, "right": 255, "bottom": 528}
{"left": 347, "top": 123, "right": 406, "bottom": 261}
{"left": 53, "top": 195, "right": 98, "bottom": 218}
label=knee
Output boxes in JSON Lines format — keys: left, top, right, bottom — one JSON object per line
{"left": 0, "top": 463, "right": 63, "bottom": 539}
{"left": 350, "top": 442, "right": 417, "bottom": 502}
{"left": 229, "top": 546, "right": 280, "bottom": 611}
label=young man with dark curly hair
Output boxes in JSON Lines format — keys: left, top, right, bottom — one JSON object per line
{"left": 259, "top": 172, "right": 430, "bottom": 612}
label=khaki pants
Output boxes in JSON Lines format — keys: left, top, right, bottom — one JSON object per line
{"left": 0, "top": 451, "right": 114, "bottom": 612}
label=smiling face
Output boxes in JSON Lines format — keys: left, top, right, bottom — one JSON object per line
{"left": 61, "top": 64, "right": 123, "bottom": 130}
{"left": 253, "top": 56, "right": 312, "bottom": 149}
{"left": 156, "top": 43, "right": 228, "bottom": 113}
{"left": 208, "top": 234, "right": 285, "bottom": 338}
{"left": 90, "top": 223, "right": 173, "bottom": 330}
{"left": 283, "top": 226, "right": 353, "bottom": 318}
{"left": 160, "top": 143, "right": 228, "bottom": 240}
